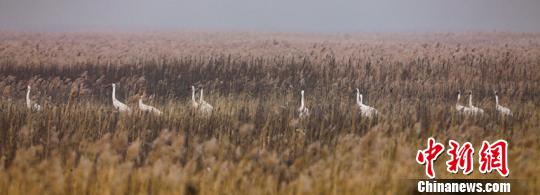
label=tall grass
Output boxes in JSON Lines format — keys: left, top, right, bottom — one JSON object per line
{"left": 0, "top": 32, "right": 539, "bottom": 194}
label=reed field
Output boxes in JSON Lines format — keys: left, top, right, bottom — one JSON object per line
{"left": 0, "top": 32, "right": 539, "bottom": 194}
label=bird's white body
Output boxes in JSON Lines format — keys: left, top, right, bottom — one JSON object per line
{"left": 461, "top": 106, "right": 478, "bottom": 115}
{"left": 26, "top": 86, "right": 41, "bottom": 111}
{"left": 298, "top": 90, "right": 310, "bottom": 118}
{"left": 191, "top": 86, "right": 199, "bottom": 109}
{"left": 112, "top": 83, "right": 131, "bottom": 113}
{"left": 495, "top": 92, "right": 512, "bottom": 116}
{"left": 139, "top": 98, "right": 162, "bottom": 115}
{"left": 466, "top": 92, "right": 484, "bottom": 115}
{"left": 198, "top": 89, "right": 213, "bottom": 115}
{"left": 356, "top": 89, "right": 378, "bottom": 118}
{"left": 496, "top": 104, "right": 512, "bottom": 116}
{"left": 455, "top": 91, "right": 478, "bottom": 115}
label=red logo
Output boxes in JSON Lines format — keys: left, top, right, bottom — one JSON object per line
{"left": 446, "top": 140, "right": 474, "bottom": 175}
{"left": 416, "top": 137, "right": 445, "bottom": 179}
{"left": 416, "top": 138, "right": 509, "bottom": 178}
{"left": 479, "top": 140, "right": 509, "bottom": 177}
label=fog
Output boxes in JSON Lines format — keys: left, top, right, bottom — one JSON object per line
{"left": 0, "top": 0, "right": 539, "bottom": 32}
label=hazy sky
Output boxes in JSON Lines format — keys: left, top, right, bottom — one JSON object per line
{"left": 0, "top": 0, "right": 539, "bottom": 32}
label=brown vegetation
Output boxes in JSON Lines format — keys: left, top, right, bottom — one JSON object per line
{"left": 0, "top": 32, "right": 539, "bottom": 194}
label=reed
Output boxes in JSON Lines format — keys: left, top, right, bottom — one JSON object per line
{"left": 0, "top": 32, "right": 538, "bottom": 194}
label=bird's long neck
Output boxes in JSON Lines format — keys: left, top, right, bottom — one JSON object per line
{"left": 456, "top": 94, "right": 461, "bottom": 105}
{"left": 468, "top": 94, "right": 473, "bottom": 107}
{"left": 495, "top": 95, "right": 499, "bottom": 106}
{"left": 26, "top": 87, "right": 31, "bottom": 106}
{"left": 300, "top": 93, "right": 305, "bottom": 108}
{"left": 192, "top": 88, "right": 196, "bottom": 102}
{"left": 200, "top": 89, "right": 204, "bottom": 102}
{"left": 139, "top": 98, "right": 143, "bottom": 106}
{"left": 357, "top": 93, "right": 362, "bottom": 105}
{"left": 112, "top": 85, "right": 116, "bottom": 101}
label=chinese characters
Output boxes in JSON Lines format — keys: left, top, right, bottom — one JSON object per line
{"left": 416, "top": 138, "right": 509, "bottom": 178}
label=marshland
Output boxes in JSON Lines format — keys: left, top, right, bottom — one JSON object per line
{"left": 0, "top": 32, "right": 539, "bottom": 194}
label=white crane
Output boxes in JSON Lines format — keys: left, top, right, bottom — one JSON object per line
{"left": 198, "top": 88, "right": 213, "bottom": 115}
{"left": 111, "top": 83, "right": 131, "bottom": 113}
{"left": 298, "top": 90, "right": 310, "bottom": 118}
{"left": 139, "top": 96, "right": 163, "bottom": 115}
{"left": 466, "top": 91, "right": 484, "bottom": 115}
{"left": 356, "top": 89, "right": 378, "bottom": 118}
{"left": 494, "top": 91, "right": 512, "bottom": 116}
{"left": 191, "top": 85, "right": 199, "bottom": 109}
{"left": 26, "top": 85, "right": 41, "bottom": 111}
{"left": 455, "top": 91, "right": 477, "bottom": 115}
{"left": 455, "top": 91, "right": 466, "bottom": 112}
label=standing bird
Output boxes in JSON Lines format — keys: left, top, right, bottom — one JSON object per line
{"left": 494, "top": 91, "right": 512, "bottom": 116}
{"left": 456, "top": 90, "right": 477, "bottom": 115}
{"left": 356, "top": 88, "right": 378, "bottom": 118}
{"left": 139, "top": 96, "right": 163, "bottom": 115}
{"left": 26, "top": 85, "right": 41, "bottom": 111}
{"left": 191, "top": 85, "right": 199, "bottom": 109}
{"left": 111, "top": 83, "right": 131, "bottom": 113}
{"left": 467, "top": 91, "right": 484, "bottom": 115}
{"left": 198, "top": 88, "right": 213, "bottom": 115}
{"left": 298, "top": 90, "right": 310, "bottom": 118}
{"left": 455, "top": 91, "right": 466, "bottom": 112}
